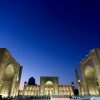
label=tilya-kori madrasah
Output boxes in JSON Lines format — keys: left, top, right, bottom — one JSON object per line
{"left": 0, "top": 48, "right": 100, "bottom": 97}
{"left": 21, "top": 76, "right": 74, "bottom": 96}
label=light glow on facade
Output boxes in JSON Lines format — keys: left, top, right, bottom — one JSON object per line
{"left": 21, "top": 76, "right": 74, "bottom": 96}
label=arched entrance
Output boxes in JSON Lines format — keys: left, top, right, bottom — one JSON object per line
{"left": 1, "top": 64, "right": 14, "bottom": 97}
{"left": 40, "top": 77, "right": 58, "bottom": 95}
{"left": 44, "top": 81, "right": 54, "bottom": 95}
{"left": 4, "top": 64, "right": 14, "bottom": 79}
{"left": 84, "top": 65, "right": 98, "bottom": 95}
{"left": 84, "top": 65, "right": 95, "bottom": 79}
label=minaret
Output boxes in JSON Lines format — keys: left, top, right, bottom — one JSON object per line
{"left": 75, "top": 68, "right": 80, "bottom": 81}
{"left": 75, "top": 68, "right": 81, "bottom": 95}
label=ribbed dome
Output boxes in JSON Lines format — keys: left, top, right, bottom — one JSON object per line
{"left": 28, "top": 77, "right": 36, "bottom": 85}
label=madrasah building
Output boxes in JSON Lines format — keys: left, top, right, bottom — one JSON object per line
{"left": 1, "top": 48, "right": 100, "bottom": 97}
{"left": 20, "top": 76, "right": 74, "bottom": 96}
{"left": 0, "top": 48, "right": 22, "bottom": 97}
{"left": 75, "top": 48, "right": 100, "bottom": 96}
{"left": 0, "top": 48, "right": 74, "bottom": 97}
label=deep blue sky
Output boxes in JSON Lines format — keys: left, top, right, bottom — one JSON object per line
{"left": 0, "top": 0, "right": 100, "bottom": 89}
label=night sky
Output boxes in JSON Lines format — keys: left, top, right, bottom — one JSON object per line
{"left": 0, "top": 0, "right": 100, "bottom": 89}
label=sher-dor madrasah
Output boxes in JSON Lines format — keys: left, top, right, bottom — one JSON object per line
{"left": 0, "top": 48, "right": 100, "bottom": 97}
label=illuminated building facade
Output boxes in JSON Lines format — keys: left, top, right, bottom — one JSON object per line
{"left": 23, "top": 76, "right": 74, "bottom": 96}
{"left": 0, "top": 48, "right": 22, "bottom": 97}
{"left": 76, "top": 48, "right": 100, "bottom": 96}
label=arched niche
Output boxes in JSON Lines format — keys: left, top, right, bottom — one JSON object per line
{"left": 45, "top": 81, "right": 54, "bottom": 86}
{"left": 4, "top": 64, "right": 14, "bottom": 80}
{"left": 84, "top": 65, "right": 95, "bottom": 80}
